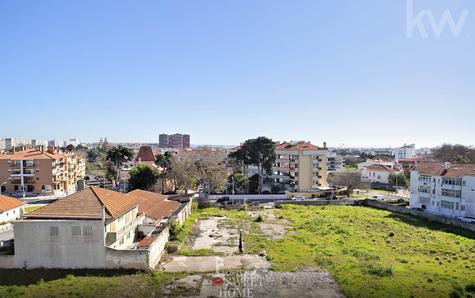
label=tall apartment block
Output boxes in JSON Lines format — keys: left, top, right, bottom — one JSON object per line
{"left": 159, "top": 133, "right": 190, "bottom": 149}
{"left": 0, "top": 147, "right": 86, "bottom": 197}
{"left": 271, "top": 141, "right": 328, "bottom": 192}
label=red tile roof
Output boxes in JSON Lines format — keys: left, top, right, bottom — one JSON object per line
{"left": 367, "top": 164, "right": 395, "bottom": 173}
{"left": 128, "top": 189, "right": 180, "bottom": 222}
{"left": 25, "top": 187, "right": 140, "bottom": 220}
{"left": 0, "top": 195, "right": 23, "bottom": 212}
{"left": 136, "top": 235, "right": 157, "bottom": 248}
{"left": 415, "top": 162, "right": 475, "bottom": 177}
{"left": 0, "top": 149, "right": 69, "bottom": 160}
{"left": 275, "top": 141, "right": 322, "bottom": 151}
{"left": 134, "top": 146, "right": 156, "bottom": 163}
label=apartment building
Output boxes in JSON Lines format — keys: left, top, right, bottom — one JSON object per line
{"left": 393, "top": 144, "right": 416, "bottom": 162}
{"left": 159, "top": 133, "right": 190, "bottom": 149}
{"left": 409, "top": 162, "right": 475, "bottom": 218}
{"left": 12, "top": 187, "right": 189, "bottom": 269}
{"left": 327, "top": 152, "right": 344, "bottom": 172}
{"left": 271, "top": 141, "right": 328, "bottom": 192}
{"left": 0, "top": 147, "right": 85, "bottom": 197}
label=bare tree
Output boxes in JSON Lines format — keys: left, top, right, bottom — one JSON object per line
{"left": 169, "top": 153, "right": 198, "bottom": 194}
{"left": 328, "top": 171, "right": 366, "bottom": 197}
{"left": 193, "top": 148, "right": 229, "bottom": 198}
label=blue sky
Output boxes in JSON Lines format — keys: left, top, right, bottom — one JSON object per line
{"left": 1, "top": 0, "right": 474, "bottom": 147}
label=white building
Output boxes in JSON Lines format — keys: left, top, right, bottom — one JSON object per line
{"left": 0, "top": 195, "right": 24, "bottom": 223}
{"left": 361, "top": 164, "right": 397, "bottom": 184}
{"left": 327, "top": 152, "right": 344, "bottom": 172}
{"left": 12, "top": 187, "right": 189, "bottom": 269}
{"left": 393, "top": 144, "right": 416, "bottom": 163}
{"left": 410, "top": 162, "right": 475, "bottom": 218}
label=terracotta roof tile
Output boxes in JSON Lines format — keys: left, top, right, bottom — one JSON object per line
{"left": 128, "top": 189, "right": 180, "bottom": 221}
{"left": 0, "top": 149, "right": 77, "bottom": 160}
{"left": 0, "top": 195, "right": 23, "bottom": 212}
{"left": 367, "top": 164, "right": 396, "bottom": 173}
{"left": 25, "top": 187, "right": 140, "bottom": 219}
{"left": 134, "top": 146, "right": 156, "bottom": 163}
{"left": 275, "top": 141, "right": 322, "bottom": 151}
{"left": 415, "top": 162, "right": 475, "bottom": 177}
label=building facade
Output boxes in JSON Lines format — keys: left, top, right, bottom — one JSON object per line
{"left": 410, "top": 162, "right": 475, "bottom": 218}
{"left": 13, "top": 187, "right": 189, "bottom": 269}
{"left": 270, "top": 141, "right": 328, "bottom": 192}
{"left": 361, "top": 164, "right": 397, "bottom": 185}
{"left": 394, "top": 144, "right": 416, "bottom": 162}
{"left": 159, "top": 133, "right": 190, "bottom": 149}
{"left": 0, "top": 147, "right": 85, "bottom": 197}
{"left": 327, "top": 152, "right": 344, "bottom": 172}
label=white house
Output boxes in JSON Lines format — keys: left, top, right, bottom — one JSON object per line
{"left": 361, "top": 164, "right": 397, "bottom": 185}
{"left": 410, "top": 162, "right": 475, "bottom": 218}
{"left": 0, "top": 195, "right": 24, "bottom": 223}
{"left": 12, "top": 187, "right": 188, "bottom": 269}
{"left": 393, "top": 144, "right": 416, "bottom": 163}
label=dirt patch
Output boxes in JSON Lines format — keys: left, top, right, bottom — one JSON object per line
{"left": 160, "top": 255, "right": 270, "bottom": 272}
{"left": 249, "top": 209, "right": 292, "bottom": 241}
{"left": 191, "top": 217, "right": 240, "bottom": 255}
{"left": 198, "top": 270, "right": 344, "bottom": 298}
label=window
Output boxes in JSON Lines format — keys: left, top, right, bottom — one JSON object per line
{"left": 441, "top": 200, "right": 455, "bottom": 210}
{"left": 49, "top": 226, "right": 59, "bottom": 237}
{"left": 442, "top": 178, "right": 462, "bottom": 186}
{"left": 72, "top": 226, "right": 81, "bottom": 236}
{"left": 441, "top": 189, "right": 461, "bottom": 198}
{"left": 418, "top": 186, "right": 431, "bottom": 194}
{"left": 82, "top": 226, "right": 93, "bottom": 236}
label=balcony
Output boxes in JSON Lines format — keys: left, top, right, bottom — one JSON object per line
{"left": 441, "top": 184, "right": 462, "bottom": 191}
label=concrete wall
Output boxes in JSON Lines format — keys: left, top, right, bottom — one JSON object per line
{"left": 206, "top": 194, "right": 286, "bottom": 201}
{"left": 147, "top": 227, "right": 169, "bottom": 268}
{"left": 14, "top": 219, "right": 107, "bottom": 269}
{"left": 105, "top": 247, "right": 148, "bottom": 270}
{"left": 276, "top": 199, "right": 354, "bottom": 207}
{"left": 0, "top": 255, "right": 14, "bottom": 268}
{"left": 0, "top": 206, "right": 23, "bottom": 223}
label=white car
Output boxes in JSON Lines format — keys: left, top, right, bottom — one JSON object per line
{"left": 456, "top": 216, "right": 475, "bottom": 224}
{"left": 292, "top": 196, "right": 305, "bottom": 201}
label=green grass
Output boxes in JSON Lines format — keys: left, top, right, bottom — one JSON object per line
{"left": 23, "top": 206, "right": 43, "bottom": 213}
{"left": 0, "top": 271, "right": 191, "bottom": 298}
{"left": 176, "top": 248, "right": 224, "bottom": 256}
{"left": 250, "top": 205, "right": 475, "bottom": 297}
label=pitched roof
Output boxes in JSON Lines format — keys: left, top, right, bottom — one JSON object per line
{"left": 275, "top": 141, "right": 322, "bottom": 151}
{"left": 0, "top": 149, "right": 67, "bottom": 160}
{"left": 415, "top": 162, "right": 475, "bottom": 177}
{"left": 134, "top": 146, "right": 156, "bottom": 163}
{"left": 0, "top": 195, "right": 23, "bottom": 212}
{"left": 24, "top": 187, "right": 140, "bottom": 220}
{"left": 367, "top": 164, "right": 395, "bottom": 173}
{"left": 128, "top": 189, "right": 180, "bottom": 221}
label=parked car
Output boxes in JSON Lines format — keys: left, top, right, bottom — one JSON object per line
{"left": 292, "top": 196, "right": 305, "bottom": 201}
{"left": 456, "top": 216, "right": 475, "bottom": 223}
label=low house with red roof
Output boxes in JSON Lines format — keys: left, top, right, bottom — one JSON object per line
{"left": 11, "top": 187, "right": 182, "bottom": 269}
{"left": 410, "top": 162, "right": 475, "bottom": 218}
{"left": 361, "top": 164, "right": 398, "bottom": 185}
{"left": 0, "top": 195, "right": 24, "bottom": 223}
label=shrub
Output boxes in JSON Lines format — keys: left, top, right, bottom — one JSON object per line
{"left": 367, "top": 264, "right": 393, "bottom": 277}
{"left": 166, "top": 243, "right": 179, "bottom": 254}
{"left": 169, "top": 221, "right": 182, "bottom": 241}
{"left": 466, "top": 283, "right": 475, "bottom": 293}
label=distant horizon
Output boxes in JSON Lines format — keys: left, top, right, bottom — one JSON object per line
{"left": 1, "top": 135, "right": 474, "bottom": 149}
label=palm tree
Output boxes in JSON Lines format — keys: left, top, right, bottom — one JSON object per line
{"left": 155, "top": 151, "right": 173, "bottom": 193}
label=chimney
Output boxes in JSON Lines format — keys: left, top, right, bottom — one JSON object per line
{"left": 47, "top": 146, "right": 54, "bottom": 154}
{"left": 323, "top": 142, "right": 327, "bottom": 149}
{"left": 444, "top": 162, "right": 451, "bottom": 169}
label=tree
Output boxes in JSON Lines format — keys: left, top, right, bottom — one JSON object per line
{"left": 106, "top": 146, "right": 134, "bottom": 186}
{"left": 432, "top": 144, "right": 475, "bottom": 164}
{"left": 128, "top": 164, "right": 159, "bottom": 191}
{"left": 169, "top": 152, "right": 198, "bottom": 194}
{"left": 328, "top": 171, "right": 365, "bottom": 197}
{"left": 155, "top": 151, "right": 173, "bottom": 193}
{"left": 388, "top": 173, "right": 409, "bottom": 188}
{"left": 193, "top": 149, "right": 228, "bottom": 197}
{"left": 229, "top": 137, "right": 276, "bottom": 193}
{"left": 227, "top": 171, "right": 247, "bottom": 194}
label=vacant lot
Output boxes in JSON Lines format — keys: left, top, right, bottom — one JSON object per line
{"left": 1, "top": 205, "right": 474, "bottom": 297}
{"left": 251, "top": 205, "right": 475, "bottom": 298}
